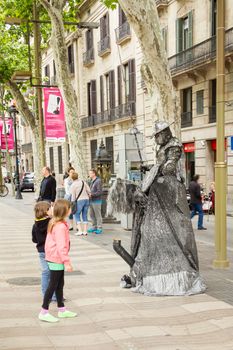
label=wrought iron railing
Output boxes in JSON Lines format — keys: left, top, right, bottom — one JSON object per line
{"left": 81, "top": 102, "right": 136, "bottom": 129}
{"left": 115, "top": 22, "right": 131, "bottom": 43}
{"left": 155, "top": 0, "right": 168, "bottom": 7}
{"left": 98, "top": 35, "right": 111, "bottom": 55}
{"left": 168, "top": 27, "right": 233, "bottom": 74}
{"left": 21, "top": 143, "right": 32, "bottom": 153}
{"left": 181, "top": 111, "right": 192, "bottom": 128}
{"left": 209, "top": 106, "right": 216, "bottom": 123}
{"left": 83, "top": 47, "right": 94, "bottom": 66}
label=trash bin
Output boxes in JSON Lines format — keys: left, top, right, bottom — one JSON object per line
{"left": 57, "top": 187, "right": 65, "bottom": 199}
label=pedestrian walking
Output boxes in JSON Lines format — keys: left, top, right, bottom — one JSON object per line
{"left": 38, "top": 166, "right": 56, "bottom": 204}
{"left": 32, "top": 201, "right": 56, "bottom": 301}
{"left": 70, "top": 172, "right": 91, "bottom": 236}
{"left": 38, "top": 199, "right": 77, "bottom": 323}
{"left": 64, "top": 166, "right": 75, "bottom": 230}
{"left": 189, "top": 174, "right": 207, "bottom": 230}
{"left": 87, "top": 169, "right": 103, "bottom": 234}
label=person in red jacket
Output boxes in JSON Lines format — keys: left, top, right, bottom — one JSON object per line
{"left": 38, "top": 199, "right": 77, "bottom": 323}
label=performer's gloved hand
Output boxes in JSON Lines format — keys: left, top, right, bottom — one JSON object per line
{"left": 140, "top": 164, "right": 150, "bottom": 174}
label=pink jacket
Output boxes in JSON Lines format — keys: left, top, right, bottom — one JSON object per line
{"left": 45, "top": 221, "right": 71, "bottom": 266}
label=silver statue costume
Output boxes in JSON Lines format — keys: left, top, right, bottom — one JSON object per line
{"left": 107, "top": 121, "right": 206, "bottom": 296}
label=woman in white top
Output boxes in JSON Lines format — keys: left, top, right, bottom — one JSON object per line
{"left": 64, "top": 167, "right": 75, "bottom": 230}
{"left": 70, "top": 172, "right": 91, "bottom": 236}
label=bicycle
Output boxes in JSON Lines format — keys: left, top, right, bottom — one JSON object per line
{"left": 0, "top": 184, "right": 9, "bottom": 197}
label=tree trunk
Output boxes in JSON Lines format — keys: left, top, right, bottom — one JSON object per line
{"left": 39, "top": 0, "right": 87, "bottom": 178}
{"left": 118, "top": 0, "right": 180, "bottom": 138}
{"left": 7, "top": 80, "right": 43, "bottom": 196}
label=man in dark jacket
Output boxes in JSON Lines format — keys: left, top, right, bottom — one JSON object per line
{"left": 88, "top": 169, "right": 103, "bottom": 234}
{"left": 189, "top": 174, "right": 207, "bottom": 230}
{"left": 38, "top": 166, "right": 56, "bottom": 204}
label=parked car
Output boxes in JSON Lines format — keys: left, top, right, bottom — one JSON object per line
{"left": 20, "top": 172, "right": 35, "bottom": 192}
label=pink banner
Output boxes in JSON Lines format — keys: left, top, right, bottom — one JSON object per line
{"left": 0, "top": 118, "right": 14, "bottom": 152}
{"left": 43, "top": 88, "right": 66, "bottom": 142}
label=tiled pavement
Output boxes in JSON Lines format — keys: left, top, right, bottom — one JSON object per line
{"left": 1, "top": 196, "right": 233, "bottom": 349}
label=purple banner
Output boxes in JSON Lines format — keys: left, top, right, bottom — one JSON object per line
{"left": 43, "top": 88, "right": 66, "bottom": 142}
{"left": 0, "top": 118, "right": 14, "bottom": 152}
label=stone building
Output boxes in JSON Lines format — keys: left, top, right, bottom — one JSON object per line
{"left": 42, "top": 0, "right": 233, "bottom": 209}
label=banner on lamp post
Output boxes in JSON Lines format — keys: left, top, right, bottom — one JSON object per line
{"left": 43, "top": 88, "right": 66, "bottom": 142}
{"left": 0, "top": 118, "right": 14, "bottom": 152}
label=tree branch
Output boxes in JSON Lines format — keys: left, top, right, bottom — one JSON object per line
{"left": 7, "top": 80, "right": 36, "bottom": 130}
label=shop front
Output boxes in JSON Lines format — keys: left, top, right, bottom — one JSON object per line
{"left": 183, "top": 142, "right": 195, "bottom": 188}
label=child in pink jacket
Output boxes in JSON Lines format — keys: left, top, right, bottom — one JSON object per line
{"left": 38, "top": 199, "right": 77, "bottom": 323}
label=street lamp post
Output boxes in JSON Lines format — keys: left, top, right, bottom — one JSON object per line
{"left": 8, "top": 105, "right": 23, "bottom": 200}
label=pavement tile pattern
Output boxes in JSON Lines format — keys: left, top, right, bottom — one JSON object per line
{"left": 0, "top": 196, "right": 233, "bottom": 349}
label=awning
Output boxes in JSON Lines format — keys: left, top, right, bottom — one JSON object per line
{"left": 183, "top": 142, "right": 195, "bottom": 153}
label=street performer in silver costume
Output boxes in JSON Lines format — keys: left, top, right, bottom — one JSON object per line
{"left": 108, "top": 120, "right": 206, "bottom": 296}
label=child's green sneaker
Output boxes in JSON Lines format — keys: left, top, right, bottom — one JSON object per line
{"left": 38, "top": 312, "right": 59, "bottom": 323}
{"left": 58, "top": 310, "right": 77, "bottom": 318}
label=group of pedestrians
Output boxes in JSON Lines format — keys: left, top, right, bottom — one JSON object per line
{"left": 64, "top": 167, "right": 103, "bottom": 235}
{"left": 32, "top": 165, "right": 103, "bottom": 323}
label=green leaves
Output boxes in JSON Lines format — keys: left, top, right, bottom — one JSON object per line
{"left": 101, "top": 0, "right": 118, "bottom": 9}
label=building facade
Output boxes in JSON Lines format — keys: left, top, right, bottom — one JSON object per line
{"left": 42, "top": 0, "right": 233, "bottom": 209}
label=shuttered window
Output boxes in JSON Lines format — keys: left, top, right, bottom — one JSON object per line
{"left": 100, "top": 12, "right": 109, "bottom": 40}
{"left": 49, "top": 147, "right": 54, "bottom": 171}
{"left": 90, "top": 139, "right": 97, "bottom": 168}
{"left": 109, "top": 70, "right": 115, "bottom": 110}
{"left": 53, "top": 60, "right": 56, "bottom": 77}
{"left": 86, "top": 29, "right": 93, "bottom": 50}
{"left": 68, "top": 44, "right": 75, "bottom": 74}
{"left": 100, "top": 75, "right": 104, "bottom": 112}
{"left": 58, "top": 146, "right": 63, "bottom": 174}
{"left": 119, "top": 6, "right": 127, "bottom": 26}
{"left": 117, "top": 65, "right": 122, "bottom": 106}
{"left": 196, "top": 90, "right": 204, "bottom": 115}
{"left": 106, "top": 136, "right": 114, "bottom": 173}
{"left": 129, "top": 59, "right": 136, "bottom": 114}
{"left": 87, "top": 80, "right": 97, "bottom": 116}
{"left": 176, "top": 11, "right": 193, "bottom": 53}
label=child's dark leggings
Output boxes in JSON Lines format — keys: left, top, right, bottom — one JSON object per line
{"left": 42, "top": 270, "right": 65, "bottom": 310}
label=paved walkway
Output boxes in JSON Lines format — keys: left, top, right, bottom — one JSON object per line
{"left": 1, "top": 195, "right": 233, "bottom": 349}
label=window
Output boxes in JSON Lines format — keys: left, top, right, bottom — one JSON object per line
{"left": 90, "top": 139, "right": 97, "bottom": 168}
{"left": 86, "top": 29, "right": 93, "bottom": 50}
{"left": 44, "top": 64, "right": 50, "bottom": 84}
{"left": 117, "top": 59, "right": 136, "bottom": 114}
{"left": 68, "top": 44, "right": 74, "bottom": 74}
{"left": 49, "top": 147, "right": 54, "bottom": 171}
{"left": 87, "top": 80, "right": 97, "bottom": 116}
{"left": 100, "top": 75, "right": 104, "bottom": 112}
{"left": 196, "top": 90, "right": 204, "bottom": 115}
{"left": 211, "top": 0, "right": 217, "bottom": 36}
{"left": 105, "top": 71, "right": 115, "bottom": 113}
{"left": 176, "top": 11, "right": 193, "bottom": 53}
{"left": 209, "top": 79, "right": 216, "bottom": 123}
{"left": 53, "top": 60, "right": 56, "bottom": 77}
{"left": 100, "top": 13, "right": 109, "bottom": 40}
{"left": 58, "top": 146, "right": 63, "bottom": 174}
{"left": 181, "top": 87, "right": 192, "bottom": 127}
{"left": 119, "top": 6, "right": 127, "bottom": 26}
{"left": 106, "top": 136, "right": 114, "bottom": 173}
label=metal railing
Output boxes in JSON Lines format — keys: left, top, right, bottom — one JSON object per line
{"left": 81, "top": 102, "right": 136, "bottom": 129}
{"left": 168, "top": 27, "right": 233, "bottom": 74}
{"left": 209, "top": 106, "right": 216, "bottom": 123}
{"left": 21, "top": 143, "right": 32, "bottom": 153}
{"left": 155, "top": 0, "right": 168, "bottom": 7}
{"left": 98, "top": 35, "right": 111, "bottom": 55}
{"left": 181, "top": 111, "right": 192, "bottom": 128}
{"left": 83, "top": 47, "right": 94, "bottom": 66}
{"left": 115, "top": 22, "right": 131, "bottom": 43}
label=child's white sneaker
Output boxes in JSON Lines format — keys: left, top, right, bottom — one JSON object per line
{"left": 75, "top": 231, "right": 83, "bottom": 236}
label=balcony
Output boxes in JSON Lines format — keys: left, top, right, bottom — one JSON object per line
{"left": 50, "top": 76, "right": 58, "bottom": 86}
{"left": 168, "top": 27, "right": 233, "bottom": 76}
{"left": 156, "top": 0, "right": 168, "bottom": 9}
{"left": 209, "top": 106, "right": 216, "bottom": 123}
{"left": 83, "top": 47, "right": 94, "bottom": 67}
{"left": 116, "top": 22, "right": 131, "bottom": 45}
{"left": 181, "top": 111, "right": 192, "bottom": 128}
{"left": 81, "top": 102, "right": 136, "bottom": 129}
{"left": 98, "top": 35, "right": 111, "bottom": 57}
